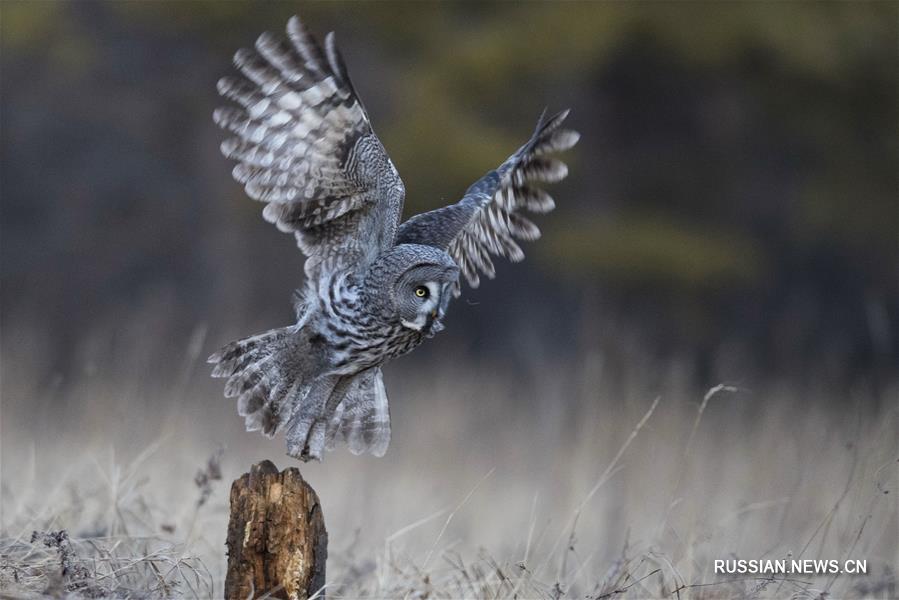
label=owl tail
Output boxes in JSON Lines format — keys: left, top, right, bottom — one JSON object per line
{"left": 284, "top": 368, "right": 391, "bottom": 462}
{"left": 208, "top": 325, "right": 309, "bottom": 438}
{"left": 209, "top": 328, "right": 392, "bottom": 462}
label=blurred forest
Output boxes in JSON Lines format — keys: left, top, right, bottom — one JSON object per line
{"left": 2, "top": 1, "right": 897, "bottom": 393}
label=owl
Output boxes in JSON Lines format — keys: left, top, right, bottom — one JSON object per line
{"left": 208, "top": 16, "right": 579, "bottom": 462}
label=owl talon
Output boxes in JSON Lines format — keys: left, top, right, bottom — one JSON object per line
{"left": 297, "top": 447, "right": 321, "bottom": 463}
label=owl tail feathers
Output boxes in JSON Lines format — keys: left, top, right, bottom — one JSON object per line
{"left": 209, "top": 329, "right": 392, "bottom": 463}
{"left": 285, "top": 368, "right": 391, "bottom": 462}
{"left": 208, "top": 325, "right": 307, "bottom": 438}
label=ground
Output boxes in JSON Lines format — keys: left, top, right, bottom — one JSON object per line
{"left": 1, "top": 343, "right": 896, "bottom": 598}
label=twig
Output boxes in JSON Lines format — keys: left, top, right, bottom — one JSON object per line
{"left": 540, "top": 396, "right": 661, "bottom": 577}
{"left": 594, "top": 568, "right": 661, "bottom": 599}
{"left": 422, "top": 467, "right": 495, "bottom": 571}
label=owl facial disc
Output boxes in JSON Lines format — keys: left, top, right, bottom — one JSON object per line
{"left": 401, "top": 281, "right": 443, "bottom": 331}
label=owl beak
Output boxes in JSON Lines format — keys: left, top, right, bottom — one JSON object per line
{"left": 424, "top": 306, "right": 445, "bottom": 337}
{"left": 423, "top": 284, "right": 453, "bottom": 337}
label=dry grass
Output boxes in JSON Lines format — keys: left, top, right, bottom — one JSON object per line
{"left": 1, "top": 324, "right": 897, "bottom": 598}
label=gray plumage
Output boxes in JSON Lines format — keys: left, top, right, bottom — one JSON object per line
{"left": 208, "top": 15, "right": 580, "bottom": 461}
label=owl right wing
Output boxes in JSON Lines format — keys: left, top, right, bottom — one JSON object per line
{"left": 214, "top": 16, "right": 405, "bottom": 280}
{"left": 396, "top": 109, "right": 579, "bottom": 295}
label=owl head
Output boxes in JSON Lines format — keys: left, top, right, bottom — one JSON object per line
{"left": 368, "top": 244, "right": 460, "bottom": 336}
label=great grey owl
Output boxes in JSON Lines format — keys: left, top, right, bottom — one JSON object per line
{"left": 208, "top": 16, "right": 579, "bottom": 461}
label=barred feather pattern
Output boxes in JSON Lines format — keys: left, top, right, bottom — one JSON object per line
{"left": 396, "top": 109, "right": 579, "bottom": 294}
{"left": 209, "top": 264, "right": 429, "bottom": 460}
{"left": 283, "top": 367, "right": 390, "bottom": 461}
{"left": 209, "top": 14, "right": 579, "bottom": 463}
{"left": 208, "top": 325, "right": 308, "bottom": 437}
{"left": 325, "top": 368, "right": 390, "bottom": 457}
{"left": 214, "top": 15, "right": 405, "bottom": 279}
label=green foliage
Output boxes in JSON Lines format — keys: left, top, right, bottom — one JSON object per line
{"left": 3, "top": 1, "right": 893, "bottom": 289}
{"left": 2, "top": 1, "right": 895, "bottom": 372}
{"left": 543, "top": 214, "right": 764, "bottom": 290}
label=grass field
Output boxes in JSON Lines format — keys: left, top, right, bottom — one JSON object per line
{"left": 1, "top": 323, "right": 896, "bottom": 599}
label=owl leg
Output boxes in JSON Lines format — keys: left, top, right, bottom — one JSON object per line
{"left": 304, "top": 376, "right": 354, "bottom": 461}
{"left": 285, "top": 374, "right": 351, "bottom": 462}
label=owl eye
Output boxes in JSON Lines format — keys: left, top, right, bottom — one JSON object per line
{"left": 414, "top": 286, "right": 429, "bottom": 298}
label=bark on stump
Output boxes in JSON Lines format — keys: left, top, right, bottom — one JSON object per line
{"left": 225, "top": 460, "right": 327, "bottom": 600}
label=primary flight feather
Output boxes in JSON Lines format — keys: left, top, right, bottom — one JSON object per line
{"left": 209, "top": 15, "right": 579, "bottom": 461}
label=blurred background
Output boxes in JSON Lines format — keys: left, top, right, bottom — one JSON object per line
{"left": 3, "top": 0, "right": 896, "bottom": 391}
{"left": 1, "top": 2, "right": 897, "bottom": 596}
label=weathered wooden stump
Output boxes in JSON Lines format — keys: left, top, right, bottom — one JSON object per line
{"left": 225, "top": 460, "right": 327, "bottom": 600}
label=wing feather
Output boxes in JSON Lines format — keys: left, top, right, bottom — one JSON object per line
{"left": 214, "top": 16, "right": 405, "bottom": 279}
{"left": 396, "top": 110, "right": 578, "bottom": 294}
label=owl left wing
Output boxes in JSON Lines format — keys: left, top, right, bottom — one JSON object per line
{"left": 214, "top": 16, "right": 405, "bottom": 280}
{"left": 396, "top": 110, "right": 578, "bottom": 295}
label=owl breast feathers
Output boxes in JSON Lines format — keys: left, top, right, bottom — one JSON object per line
{"left": 208, "top": 15, "right": 579, "bottom": 462}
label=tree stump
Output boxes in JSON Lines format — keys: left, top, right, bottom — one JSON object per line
{"left": 225, "top": 460, "right": 327, "bottom": 600}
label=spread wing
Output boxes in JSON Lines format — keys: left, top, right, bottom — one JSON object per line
{"left": 395, "top": 110, "right": 579, "bottom": 295}
{"left": 214, "top": 16, "right": 405, "bottom": 280}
